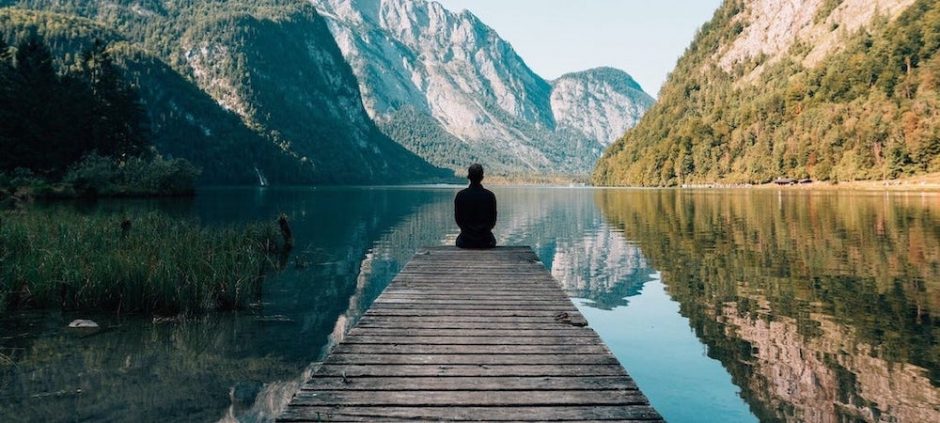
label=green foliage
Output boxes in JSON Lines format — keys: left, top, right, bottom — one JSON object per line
{"left": 0, "top": 209, "right": 279, "bottom": 314}
{"left": 0, "top": 1, "right": 449, "bottom": 184}
{"left": 0, "top": 155, "right": 200, "bottom": 200}
{"left": 595, "top": 0, "right": 940, "bottom": 186}
{"left": 62, "top": 154, "right": 200, "bottom": 197}
{"left": 0, "top": 33, "right": 155, "bottom": 175}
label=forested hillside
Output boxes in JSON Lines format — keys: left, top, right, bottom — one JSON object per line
{"left": 0, "top": 1, "right": 447, "bottom": 184}
{"left": 594, "top": 0, "right": 940, "bottom": 186}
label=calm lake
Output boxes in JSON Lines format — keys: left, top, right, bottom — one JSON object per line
{"left": 1, "top": 187, "right": 938, "bottom": 422}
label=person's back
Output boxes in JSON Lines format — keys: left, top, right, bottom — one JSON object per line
{"left": 455, "top": 164, "right": 497, "bottom": 249}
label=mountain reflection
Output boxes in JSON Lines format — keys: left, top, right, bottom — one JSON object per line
{"left": 9, "top": 187, "right": 930, "bottom": 423}
{"left": 597, "top": 190, "right": 940, "bottom": 423}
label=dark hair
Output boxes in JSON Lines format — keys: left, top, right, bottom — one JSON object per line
{"left": 467, "top": 163, "right": 484, "bottom": 183}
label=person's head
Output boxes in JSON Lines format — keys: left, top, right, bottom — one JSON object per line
{"left": 467, "top": 164, "right": 484, "bottom": 184}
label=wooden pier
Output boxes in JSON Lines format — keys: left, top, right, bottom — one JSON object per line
{"left": 278, "top": 246, "right": 663, "bottom": 422}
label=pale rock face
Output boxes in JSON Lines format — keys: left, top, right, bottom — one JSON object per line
{"left": 551, "top": 68, "right": 655, "bottom": 147}
{"left": 718, "top": 0, "right": 917, "bottom": 78}
{"left": 717, "top": 301, "right": 940, "bottom": 422}
{"left": 310, "top": 0, "right": 652, "bottom": 174}
{"left": 551, "top": 222, "right": 648, "bottom": 307}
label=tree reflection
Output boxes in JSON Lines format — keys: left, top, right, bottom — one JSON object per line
{"left": 598, "top": 190, "right": 940, "bottom": 423}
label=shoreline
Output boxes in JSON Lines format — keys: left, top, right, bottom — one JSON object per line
{"left": 678, "top": 173, "right": 940, "bottom": 192}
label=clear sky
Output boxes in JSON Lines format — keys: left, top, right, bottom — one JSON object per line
{"left": 435, "top": 0, "right": 723, "bottom": 97}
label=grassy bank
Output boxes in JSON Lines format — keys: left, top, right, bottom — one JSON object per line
{"left": 0, "top": 210, "right": 281, "bottom": 315}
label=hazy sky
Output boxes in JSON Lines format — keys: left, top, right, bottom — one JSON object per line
{"left": 435, "top": 0, "right": 723, "bottom": 97}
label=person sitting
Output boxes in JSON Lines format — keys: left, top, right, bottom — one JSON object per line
{"left": 454, "top": 164, "right": 497, "bottom": 249}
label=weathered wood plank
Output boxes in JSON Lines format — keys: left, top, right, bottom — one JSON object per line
{"left": 373, "top": 299, "right": 574, "bottom": 306}
{"left": 313, "top": 364, "right": 628, "bottom": 377}
{"left": 291, "top": 390, "right": 648, "bottom": 406}
{"left": 357, "top": 315, "right": 578, "bottom": 324}
{"left": 342, "top": 336, "right": 602, "bottom": 345}
{"left": 279, "top": 247, "right": 660, "bottom": 422}
{"left": 379, "top": 291, "right": 569, "bottom": 297}
{"left": 347, "top": 328, "right": 600, "bottom": 338}
{"left": 300, "top": 376, "right": 638, "bottom": 391}
{"left": 325, "top": 354, "right": 619, "bottom": 365}
{"left": 362, "top": 310, "right": 584, "bottom": 318}
{"left": 356, "top": 321, "right": 583, "bottom": 330}
{"left": 278, "top": 405, "right": 663, "bottom": 422}
{"left": 386, "top": 285, "right": 567, "bottom": 298}
{"left": 368, "top": 304, "right": 574, "bottom": 311}
{"left": 332, "top": 344, "right": 610, "bottom": 355}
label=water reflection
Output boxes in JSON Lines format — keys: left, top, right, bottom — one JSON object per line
{"left": 2, "top": 187, "right": 937, "bottom": 423}
{"left": 598, "top": 190, "right": 940, "bottom": 423}
{"left": 0, "top": 188, "right": 449, "bottom": 423}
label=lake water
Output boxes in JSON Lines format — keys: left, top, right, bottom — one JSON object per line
{"left": 1, "top": 187, "right": 938, "bottom": 422}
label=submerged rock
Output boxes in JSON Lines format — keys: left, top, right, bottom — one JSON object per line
{"left": 67, "top": 319, "right": 99, "bottom": 329}
{"left": 255, "top": 315, "right": 295, "bottom": 324}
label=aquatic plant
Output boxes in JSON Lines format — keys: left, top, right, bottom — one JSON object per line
{"left": 0, "top": 210, "right": 281, "bottom": 314}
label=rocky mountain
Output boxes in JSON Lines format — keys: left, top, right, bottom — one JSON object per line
{"left": 551, "top": 68, "right": 652, "bottom": 150}
{"left": 311, "top": 0, "right": 654, "bottom": 177}
{"left": 1, "top": 0, "right": 448, "bottom": 184}
{"left": 594, "top": 0, "right": 940, "bottom": 186}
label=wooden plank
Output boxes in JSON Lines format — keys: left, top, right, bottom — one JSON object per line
{"left": 373, "top": 299, "right": 574, "bottom": 306}
{"left": 347, "top": 328, "right": 600, "bottom": 337}
{"left": 357, "top": 315, "right": 578, "bottom": 324}
{"left": 332, "top": 344, "right": 610, "bottom": 355}
{"left": 378, "top": 295, "right": 571, "bottom": 301}
{"left": 382, "top": 289, "right": 565, "bottom": 296}
{"left": 290, "top": 390, "right": 648, "bottom": 406}
{"left": 325, "top": 354, "right": 619, "bottom": 365}
{"left": 314, "top": 364, "right": 628, "bottom": 377}
{"left": 356, "top": 321, "right": 583, "bottom": 330}
{"left": 342, "top": 336, "right": 602, "bottom": 345}
{"left": 368, "top": 304, "right": 574, "bottom": 311}
{"left": 279, "top": 247, "right": 660, "bottom": 422}
{"left": 363, "top": 309, "right": 588, "bottom": 324}
{"left": 300, "top": 376, "right": 638, "bottom": 391}
{"left": 278, "top": 405, "right": 663, "bottom": 422}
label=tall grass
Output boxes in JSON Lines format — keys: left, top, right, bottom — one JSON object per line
{"left": 0, "top": 210, "right": 280, "bottom": 315}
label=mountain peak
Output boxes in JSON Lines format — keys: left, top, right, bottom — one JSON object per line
{"left": 555, "top": 67, "right": 646, "bottom": 94}
{"left": 310, "top": 0, "right": 653, "bottom": 176}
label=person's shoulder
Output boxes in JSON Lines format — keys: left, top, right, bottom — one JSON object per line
{"left": 483, "top": 187, "right": 496, "bottom": 198}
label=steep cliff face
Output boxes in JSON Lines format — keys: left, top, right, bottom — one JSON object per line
{"left": 594, "top": 0, "right": 940, "bottom": 186}
{"left": 1, "top": 0, "right": 447, "bottom": 184}
{"left": 311, "top": 0, "right": 652, "bottom": 176}
{"left": 177, "top": 5, "right": 442, "bottom": 183}
{"left": 717, "top": 0, "right": 917, "bottom": 75}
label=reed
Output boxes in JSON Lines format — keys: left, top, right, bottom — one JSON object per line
{"left": 0, "top": 210, "right": 281, "bottom": 315}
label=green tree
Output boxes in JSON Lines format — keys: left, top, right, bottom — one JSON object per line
{"left": 78, "top": 39, "right": 149, "bottom": 159}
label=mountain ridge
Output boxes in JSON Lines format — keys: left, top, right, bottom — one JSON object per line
{"left": 311, "top": 0, "right": 654, "bottom": 177}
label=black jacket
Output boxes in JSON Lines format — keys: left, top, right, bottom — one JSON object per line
{"left": 454, "top": 183, "right": 497, "bottom": 248}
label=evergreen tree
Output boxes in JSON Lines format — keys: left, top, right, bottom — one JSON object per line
{"left": 4, "top": 35, "right": 61, "bottom": 172}
{"left": 79, "top": 39, "right": 149, "bottom": 159}
{"left": 0, "top": 38, "right": 12, "bottom": 170}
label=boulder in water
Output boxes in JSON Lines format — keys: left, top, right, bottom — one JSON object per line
{"left": 68, "top": 319, "right": 99, "bottom": 329}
